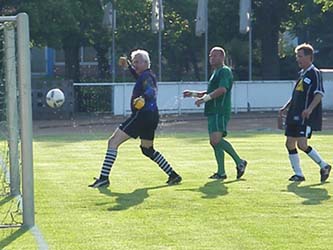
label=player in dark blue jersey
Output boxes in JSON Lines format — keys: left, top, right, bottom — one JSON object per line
{"left": 279, "top": 43, "right": 331, "bottom": 182}
{"left": 89, "top": 49, "right": 182, "bottom": 188}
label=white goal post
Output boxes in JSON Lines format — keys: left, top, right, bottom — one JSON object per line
{"left": 0, "top": 13, "right": 34, "bottom": 228}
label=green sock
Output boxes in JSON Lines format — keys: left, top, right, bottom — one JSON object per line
{"left": 213, "top": 143, "right": 225, "bottom": 176}
{"left": 220, "top": 138, "right": 242, "bottom": 165}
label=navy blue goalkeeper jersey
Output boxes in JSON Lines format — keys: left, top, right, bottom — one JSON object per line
{"left": 286, "top": 64, "right": 324, "bottom": 131}
{"left": 129, "top": 66, "right": 158, "bottom": 113}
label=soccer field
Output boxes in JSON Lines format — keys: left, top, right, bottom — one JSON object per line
{"left": 1, "top": 131, "right": 333, "bottom": 250}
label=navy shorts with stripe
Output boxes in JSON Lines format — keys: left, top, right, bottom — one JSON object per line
{"left": 285, "top": 124, "right": 312, "bottom": 139}
{"left": 119, "top": 111, "right": 159, "bottom": 140}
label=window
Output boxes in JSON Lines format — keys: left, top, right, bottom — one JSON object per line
{"left": 31, "top": 47, "right": 47, "bottom": 73}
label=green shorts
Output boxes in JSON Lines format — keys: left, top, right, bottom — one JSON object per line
{"left": 207, "top": 114, "right": 229, "bottom": 137}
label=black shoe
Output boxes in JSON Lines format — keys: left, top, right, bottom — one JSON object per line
{"left": 88, "top": 177, "right": 110, "bottom": 188}
{"left": 288, "top": 175, "right": 305, "bottom": 182}
{"left": 209, "top": 173, "right": 227, "bottom": 180}
{"left": 236, "top": 160, "right": 247, "bottom": 179}
{"left": 320, "top": 165, "right": 331, "bottom": 182}
{"left": 166, "top": 172, "right": 182, "bottom": 185}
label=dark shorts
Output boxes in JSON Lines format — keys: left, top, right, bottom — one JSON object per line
{"left": 285, "top": 124, "right": 312, "bottom": 139}
{"left": 119, "top": 111, "right": 159, "bottom": 140}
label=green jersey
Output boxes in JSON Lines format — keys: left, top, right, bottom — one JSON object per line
{"left": 204, "top": 65, "right": 233, "bottom": 117}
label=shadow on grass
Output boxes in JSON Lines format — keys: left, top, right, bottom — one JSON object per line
{"left": 0, "top": 227, "right": 28, "bottom": 249}
{"left": 98, "top": 184, "right": 169, "bottom": 211}
{"left": 181, "top": 180, "right": 230, "bottom": 199}
{"left": 287, "top": 182, "right": 331, "bottom": 205}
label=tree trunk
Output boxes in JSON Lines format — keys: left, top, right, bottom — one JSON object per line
{"left": 255, "top": 0, "right": 287, "bottom": 80}
{"left": 63, "top": 36, "right": 80, "bottom": 82}
{"left": 189, "top": 47, "right": 201, "bottom": 81}
{"left": 95, "top": 45, "right": 110, "bottom": 80}
{"left": 261, "top": 30, "right": 280, "bottom": 80}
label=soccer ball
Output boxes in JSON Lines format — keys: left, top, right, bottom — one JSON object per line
{"left": 46, "top": 88, "right": 65, "bottom": 108}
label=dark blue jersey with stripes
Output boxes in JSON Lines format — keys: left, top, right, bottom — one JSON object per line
{"left": 286, "top": 64, "right": 324, "bottom": 131}
{"left": 129, "top": 66, "right": 158, "bottom": 113}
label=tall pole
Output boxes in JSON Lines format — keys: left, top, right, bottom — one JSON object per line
{"left": 111, "top": 1, "right": 116, "bottom": 82}
{"left": 204, "top": 0, "right": 208, "bottom": 81}
{"left": 17, "top": 12, "right": 35, "bottom": 228}
{"left": 248, "top": 1, "right": 252, "bottom": 81}
{"left": 247, "top": 1, "right": 252, "bottom": 112}
{"left": 158, "top": 0, "right": 162, "bottom": 81}
{"left": 158, "top": 29, "right": 162, "bottom": 81}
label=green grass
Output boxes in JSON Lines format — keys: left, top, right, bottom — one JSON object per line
{"left": 1, "top": 131, "right": 333, "bottom": 249}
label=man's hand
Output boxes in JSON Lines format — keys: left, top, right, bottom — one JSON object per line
{"left": 194, "top": 98, "right": 205, "bottom": 107}
{"left": 118, "top": 56, "right": 128, "bottom": 69}
{"left": 183, "top": 90, "right": 193, "bottom": 98}
{"left": 301, "top": 93, "right": 322, "bottom": 120}
{"left": 133, "top": 96, "right": 145, "bottom": 110}
{"left": 278, "top": 107, "right": 287, "bottom": 117}
{"left": 302, "top": 108, "right": 312, "bottom": 119}
{"left": 183, "top": 90, "right": 205, "bottom": 98}
{"left": 195, "top": 94, "right": 211, "bottom": 107}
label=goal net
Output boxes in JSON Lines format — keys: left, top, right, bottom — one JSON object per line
{"left": 0, "top": 13, "right": 34, "bottom": 228}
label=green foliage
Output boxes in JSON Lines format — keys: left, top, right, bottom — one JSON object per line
{"left": 315, "top": 0, "right": 333, "bottom": 12}
{"left": 286, "top": 0, "right": 333, "bottom": 68}
{"left": 1, "top": 0, "right": 333, "bottom": 81}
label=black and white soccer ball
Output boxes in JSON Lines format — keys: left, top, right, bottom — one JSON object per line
{"left": 46, "top": 88, "right": 65, "bottom": 108}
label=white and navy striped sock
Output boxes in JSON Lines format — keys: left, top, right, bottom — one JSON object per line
{"left": 99, "top": 148, "right": 117, "bottom": 179}
{"left": 152, "top": 151, "right": 173, "bottom": 175}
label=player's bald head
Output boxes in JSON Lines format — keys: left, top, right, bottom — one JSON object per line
{"left": 210, "top": 47, "right": 225, "bottom": 58}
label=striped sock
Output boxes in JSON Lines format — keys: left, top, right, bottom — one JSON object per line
{"left": 99, "top": 148, "right": 117, "bottom": 179}
{"left": 152, "top": 151, "right": 173, "bottom": 175}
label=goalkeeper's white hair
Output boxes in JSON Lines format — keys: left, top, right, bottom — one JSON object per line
{"left": 131, "top": 49, "right": 151, "bottom": 68}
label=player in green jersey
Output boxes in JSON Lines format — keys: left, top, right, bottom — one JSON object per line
{"left": 183, "top": 46, "right": 247, "bottom": 180}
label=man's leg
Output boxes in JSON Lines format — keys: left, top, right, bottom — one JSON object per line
{"left": 210, "top": 132, "right": 227, "bottom": 178}
{"left": 219, "top": 138, "right": 242, "bottom": 165}
{"left": 286, "top": 137, "right": 305, "bottom": 181}
{"left": 297, "top": 137, "right": 331, "bottom": 182}
{"left": 140, "top": 139, "right": 182, "bottom": 185}
{"left": 89, "top": 128, "right": 131, "bottom": 188}
{"left": 219, "top": 138, "right": 247, "bottom": 179}
{"left": 213, "top": 143, "right": 226, "bottom": 177}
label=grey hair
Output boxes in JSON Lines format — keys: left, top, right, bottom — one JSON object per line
{"left": 131, "top": 49, "right": 151, "bottom": 68}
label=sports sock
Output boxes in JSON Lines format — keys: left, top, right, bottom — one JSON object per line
{"left": 219, "top": 138, "right": 242, "bottom": 166}
{"left": 99, "top": 148, "right": 117, "bottom": 179}
{"left": 288, "top": 149, "right": 303, "bottom": 176}
{"left": 152, "top": 151, "right": 173, "bottom": 175}
{"left": 305, "top": 146, "right": 328, "bottom": 168}
{"left": 213, "top": 142, "right": 226, "bottom": 176}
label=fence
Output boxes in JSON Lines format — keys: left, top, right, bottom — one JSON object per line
{"left": 74, "top": 73, "right": 333, "bottom": 116}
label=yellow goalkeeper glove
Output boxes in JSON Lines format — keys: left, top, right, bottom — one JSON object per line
{"left": 133, "top": 96, "right": 145, "bottom": 110}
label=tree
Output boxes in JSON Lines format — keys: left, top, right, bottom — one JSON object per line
{"left": 19, "top": 0, "right": 109, "bottom": 81}
{"left": 288, "top": 0, "right": 333, "bottom": 68}
{"left": 114, "top": 0, "right": 195, "bottom": 81}
{"left": 315, "top": 0, "right": 333, "bottom": 11}
{"left": 81, "top": 0, "right": 111, "bottom": 80}
{"left": 253, "top": 0, "right": 293, "bottom": 80}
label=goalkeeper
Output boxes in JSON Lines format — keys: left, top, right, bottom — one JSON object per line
{"left": 89, "top": 49, "right": 182, "bottom": 188}
{"left": 183, "top": 46, "right": 247, "bottom": 180}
